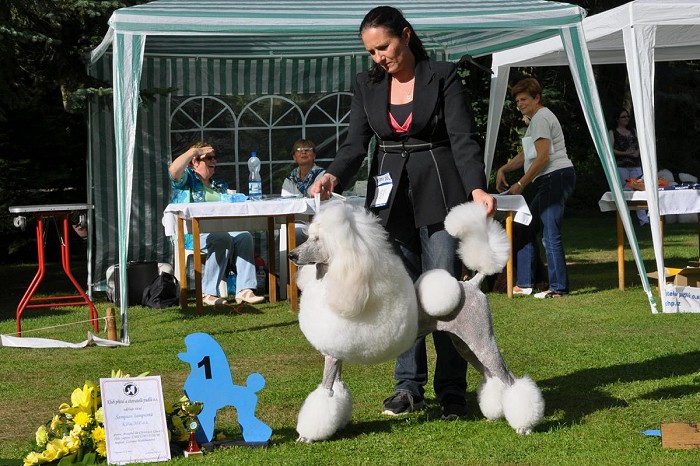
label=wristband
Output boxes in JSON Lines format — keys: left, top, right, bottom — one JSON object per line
{"left": 516, "top": 181, "right": 524, "bottom": 189}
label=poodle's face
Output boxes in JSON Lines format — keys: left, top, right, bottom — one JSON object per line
{"left": 288, "top": 222, "right": 330, "bottom": 266}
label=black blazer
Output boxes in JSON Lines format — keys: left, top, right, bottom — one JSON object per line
{"left": 326, "top": 58, "right": 486, "bottom": 228}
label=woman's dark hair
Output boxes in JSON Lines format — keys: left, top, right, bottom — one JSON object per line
{"left": 610, "top": 108, "right": 633, "bottom": 129}
{"left": 616, "top": 109, "right": 631, "bottom": 121}
{"left": 510, "top": 78, "right": 541, "bottom": 99}
{"left": 360, "top": 6, "right": 428, "bottom": 82}
{"left": 509, "top": 77, "right": 547, "bottom": 108}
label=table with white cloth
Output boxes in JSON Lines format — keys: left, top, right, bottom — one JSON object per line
{"left": 493, "top": 194, "right": 532, "bottom": 298}
{"left": 163, "top": 195, "right": 532, "bottom": 314}
{"left": 598, "top": 189, "right": 700, "bottom": 290}
{"left": 163, "top": 197, "right": 316, "bottom": 314}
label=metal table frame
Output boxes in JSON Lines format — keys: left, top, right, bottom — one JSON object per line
{"left": 9, "top": 204, "right": 99, "bottom": 336}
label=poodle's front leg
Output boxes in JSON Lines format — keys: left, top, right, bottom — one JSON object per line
{"left": 322, "top": 355, "right": 342, "bottom": 392}
{"left": 296, "top": 355, "right": 353, "bottom": 443}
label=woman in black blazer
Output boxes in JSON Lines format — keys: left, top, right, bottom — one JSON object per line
{"left": 310, "top": 5, "right": 495, "bottom": 419}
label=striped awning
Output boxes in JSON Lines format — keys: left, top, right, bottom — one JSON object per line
{"left": 97, "top": 0, "right": 586, "bottom": 61}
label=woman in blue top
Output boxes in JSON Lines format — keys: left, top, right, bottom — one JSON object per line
{"left": 169, "top": 142, "right": 264, "bottom": 305}
{"left": 495, "top": 78, "right": 576, "bottom": 299}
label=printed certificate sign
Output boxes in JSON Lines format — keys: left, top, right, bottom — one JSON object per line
{"left": 100, "top": 376, "right": 171, "bottom": 464}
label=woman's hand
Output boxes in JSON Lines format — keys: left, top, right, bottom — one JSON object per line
{"left": 192, "top": 146, "right": 214, "bottom": 162}
{"left": 495, "top": 169, "right": 510, "bottom": 193}
{"left": 471, "top": 189, "right": 496, "bottom": 216}
{"left": 308, "top": 173, "right": 338, "bottom": 200}
{"left": 507, "top": 182, "right": 524, "bottom": 195}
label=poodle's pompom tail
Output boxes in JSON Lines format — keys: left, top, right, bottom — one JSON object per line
{"left": 502, "top": 376, "right": 545, "bottom": 435}
{"left": 476, "top": 376, "right": 507, "bottom": 421}
{"left": 444, "top": 202, "right": 510, "bottom": 275}
{"left": 296, "top": 380, "right": 352, "bottom": 442}
{"left": 416, "top": 269, "right": 461, "bottom": 317}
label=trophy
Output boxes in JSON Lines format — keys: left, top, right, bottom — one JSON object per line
{"left": 182, "top": 401, "right": 204, "bottom": 457}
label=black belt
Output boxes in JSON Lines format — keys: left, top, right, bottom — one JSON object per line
{"left": 377, "top": 139, "right": 449, "bottom": 154}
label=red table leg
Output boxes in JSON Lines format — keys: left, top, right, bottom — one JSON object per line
{"left": 16, "top": 212, "right": 99, "bottom": 336}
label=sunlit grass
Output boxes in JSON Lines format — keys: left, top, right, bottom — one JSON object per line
{"left": 0, "top": 214, "right": 698, "bottom": 465}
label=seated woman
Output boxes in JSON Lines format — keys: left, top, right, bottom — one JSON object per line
{"left": 281, "top": 139, "right": 325, "bottom": 243}
{"left": 169, "top": 141, "right": 264, "bottom": 305}
{"left": 282, "top": 139, "right": 325, "bottom": 197}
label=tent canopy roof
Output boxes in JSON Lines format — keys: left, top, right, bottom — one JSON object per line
{"left": 95, "top": 0, "right": 586, "bottom": 60}
{"left": 492, "top": 0, "right": 700, "bottom": 67}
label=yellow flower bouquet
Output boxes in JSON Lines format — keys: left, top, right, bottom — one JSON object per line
{"left": 23, "top": 370, "right": 212, "bottom": 464}
{"left": 23, "top": 369, "right": 144, "bottom": 466}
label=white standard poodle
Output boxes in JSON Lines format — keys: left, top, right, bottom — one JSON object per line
{"left": 289, "top": 201, "right": 544, "bottom": 442}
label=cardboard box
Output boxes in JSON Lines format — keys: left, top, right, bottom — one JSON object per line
{"left": 661, "top": 423, "right": 700, "bottom": 449}
{"left": 648, "top": 267, "right": 700, "bottom": 286}
{"left": 673, "top": 268, "right": 700, "bottom": 286}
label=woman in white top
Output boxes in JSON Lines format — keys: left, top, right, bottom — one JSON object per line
{"left": 281, "top": 139, "right": 325, "bottom": 244}
{"left": 281, "top": 139, "right": 325, "bottom": 197}
{"left": 495, "top": 78, "right": 576, "bottom": 298}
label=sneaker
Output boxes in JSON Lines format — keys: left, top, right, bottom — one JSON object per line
{"left": 440, "top": 395, "right": 468, "bottom": 420}
{"left": 381, "top": 391, "right": 425, "bottom": 416}
{"left": 512, "top": 285, "right": 533, "bottom": 296}
{"left": 533, "top": 290, "right": 564, "bottom": 299}
{"left": 234, "top": 289, "right": 265, "bottom": 304}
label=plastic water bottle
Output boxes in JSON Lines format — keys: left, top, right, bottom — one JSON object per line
{"left": 248, "top": 151, "right": 262, "bottom": 200}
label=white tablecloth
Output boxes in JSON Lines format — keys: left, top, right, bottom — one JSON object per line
{"left": 162, "top": 197, "right": 317, "bottom": 236}
{"left": 163, "top": 194, "right": 532, "bottom": 235}
{"left": 598, "top": 190, "right": 700, "bottom": 215}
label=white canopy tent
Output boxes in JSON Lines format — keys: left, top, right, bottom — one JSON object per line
{"left": 487, "top": 0, "right": 700, "bottom": 314}
{"left": 90, "top": 0, "right": 638, "bottom": 342}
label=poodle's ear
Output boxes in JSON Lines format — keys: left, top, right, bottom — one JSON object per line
{"left": 319, "top": 204, "right": 372, "bottom": 317}
{"left": 325, "top": 257, "right": 371, "bottom": 318}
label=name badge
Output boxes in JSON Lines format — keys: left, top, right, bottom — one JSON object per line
{"left": 522, "top": 136, "right": 537, "bottom": 160}
{"left": 370, "top": 172, "right": 393, "bottom": 208}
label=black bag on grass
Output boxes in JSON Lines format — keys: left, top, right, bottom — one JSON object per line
{"left": 141, "top": 273, "right": 180, "bottom": 308}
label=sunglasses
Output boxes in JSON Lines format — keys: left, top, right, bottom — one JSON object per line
{"left": 198, "top": 155, "right": 217, "bottom": 161}
{"left": 295, "top": 147, "right": 314, "bottom": 152}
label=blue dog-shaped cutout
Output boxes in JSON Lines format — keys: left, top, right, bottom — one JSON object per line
{"left": 178, "top": 332, "right": 272, "bottom": 443}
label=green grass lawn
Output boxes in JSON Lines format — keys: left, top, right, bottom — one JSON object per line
{"left": 0, "top": 214, "right": 698, "bottom": 465}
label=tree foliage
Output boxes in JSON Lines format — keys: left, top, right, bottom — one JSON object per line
{"left": 0, "top": 1, "right": 145, "bottom": 261}
{"left": 0, "top": 1, "right": 136, "bottom": 118}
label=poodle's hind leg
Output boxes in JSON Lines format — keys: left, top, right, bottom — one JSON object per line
{"left": 449, "top": 333, "right": 544, "bottom": 434}
{"left": 440, "top": 285, "right": 544, "bottom": 434}
{"left": 296, "top": 355, "right": 352, "bottom": 443}
{"left": 502, "top": 375, "right": 545, "bottom": 435}
{"left": 448, "top": 335, "right": 512, "bottom": 422}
